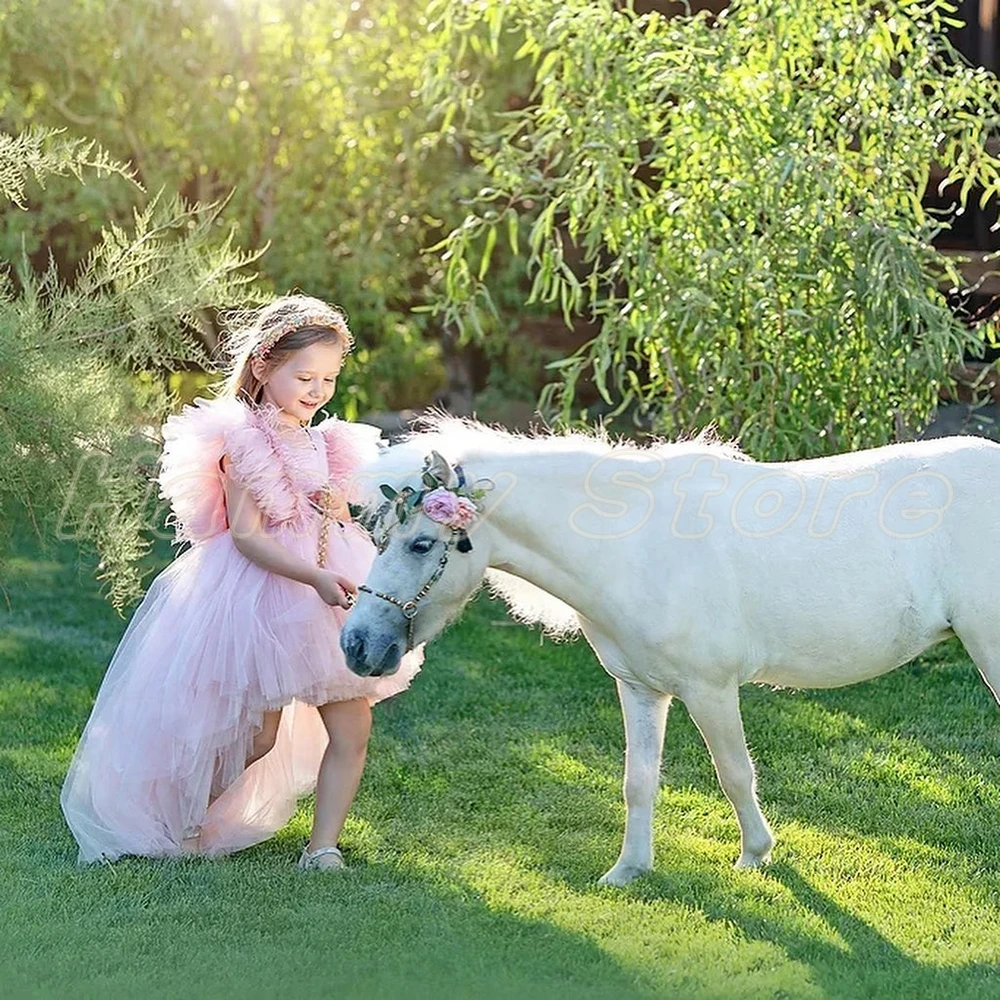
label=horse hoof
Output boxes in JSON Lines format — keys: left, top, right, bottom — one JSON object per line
{"left": 734, "top": 850, "right": 771, "bottom": 869}
{"left": 598, "top": 863, "right": 649, "bottom": 887}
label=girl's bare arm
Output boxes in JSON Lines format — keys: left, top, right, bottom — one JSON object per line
{"left": 222, "top": 455, "right": 354, "bottom": 606}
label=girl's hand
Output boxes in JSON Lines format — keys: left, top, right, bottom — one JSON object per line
{"left": 313, "top": 569, "right": 357, "bottom": 609}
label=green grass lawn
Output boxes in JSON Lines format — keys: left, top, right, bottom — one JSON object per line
{"left": 2, "top": 527, "right": 1000, "bottom": 1000}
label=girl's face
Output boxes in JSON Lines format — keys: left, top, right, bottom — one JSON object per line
{"left": 253, "top": 341, "right": 344, "bottom": 426}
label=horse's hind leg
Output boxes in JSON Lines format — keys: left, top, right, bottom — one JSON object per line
{"left": 599, "top": 679, "right": 671, "bottom": 887}
{"left": 952, "top": 624, "right": 1000, "bottom": 706}
{"left": 682, "top": 680, "right": 775, "bottom": 868}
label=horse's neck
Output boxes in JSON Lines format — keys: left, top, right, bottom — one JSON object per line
{"left": 473, "top": 447, "right": 607, "bottom": 622}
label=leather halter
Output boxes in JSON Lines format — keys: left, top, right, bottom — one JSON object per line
{"left": 357, "top": 534, "right": 457, "bottom": 652}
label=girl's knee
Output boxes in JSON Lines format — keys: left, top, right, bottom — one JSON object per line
{"left": 320, "top": 699, "right": 372, "bottom": 755}
{"left": 330, "top": 723, "right": 370, "bottom": 758}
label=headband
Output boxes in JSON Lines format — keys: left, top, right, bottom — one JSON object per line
{"left": 252, "top": 312, "right": 352, "bottom": 360}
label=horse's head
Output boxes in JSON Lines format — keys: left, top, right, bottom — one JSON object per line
{"left": 340, "top": 450, "right": 492, "bottom": 676}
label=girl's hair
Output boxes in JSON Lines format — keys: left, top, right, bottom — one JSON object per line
{"left": 220, "top": 295, "right": 354, "bottom": 405}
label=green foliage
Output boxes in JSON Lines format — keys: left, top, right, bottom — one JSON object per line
{"left": 0, "top": 131, "right": 263, "bottom": 609}
{"left": 426, "top": 0, "right": 1000, "bottom": 458}
{"left": 0, "top": 0, "right": 470, "bottom": 412}
{"left": 0, "top": 125, "right": 136, "bottom": 207}
{"left": 8, "top": 0, "right": 1000, "bottom": 604}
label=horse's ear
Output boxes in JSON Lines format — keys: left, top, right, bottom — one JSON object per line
{"left": 425, "top": 450, "right": 459, "bottom": 489}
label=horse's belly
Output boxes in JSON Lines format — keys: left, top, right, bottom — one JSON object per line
{"left": 747, "top": 620, "right": 953, "bottom": 690}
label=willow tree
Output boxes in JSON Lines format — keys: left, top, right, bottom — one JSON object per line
{"left": 0, "top": 127, "right": 262, "bottom": 608}
{"left": 425, "top": 0, "right": 1000, "bottom": 458}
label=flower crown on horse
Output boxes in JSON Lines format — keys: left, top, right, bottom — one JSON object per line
{"left": 353, "top": 451, "right": 494, "bottom": 650}
{"left": 356, "top": 450, "right": 493, "bottom": 553}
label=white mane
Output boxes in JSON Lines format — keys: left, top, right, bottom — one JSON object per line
{"left": 364, "top": 411, "right": 743, "bottom": 485}
{"left": 358, "top": 413, "right": 743, "bottom": 640}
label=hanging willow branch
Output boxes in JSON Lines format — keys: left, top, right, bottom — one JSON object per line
{"left": 424, "top": 0, "right": 1000, "bottom": 459}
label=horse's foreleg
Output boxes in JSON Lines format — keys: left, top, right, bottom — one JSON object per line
{"left": 599, "top": 679, "right": 671, "bottom": 887}
{"left": 683, "top": 681, "right": 775, "bottom": 868}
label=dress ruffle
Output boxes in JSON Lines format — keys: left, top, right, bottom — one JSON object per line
{"left": 222, "top": 409, "right": 316, "bottom": 530}
{"left": 158, "top": 397, "right": 382, "bottom": 543}
{"left": 313, "top": 415, "right": 383, "bottom": 501}
{"left": 158, "top": 396, "right": 245, "bottom": 545}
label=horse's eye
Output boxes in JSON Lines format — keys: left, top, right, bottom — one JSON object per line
{"left": 410, "top": 537, "right": 435, "bottom": 555}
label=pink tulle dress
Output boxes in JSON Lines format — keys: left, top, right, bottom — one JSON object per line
{"left": 61, "top": 396, "right": 422, "bottom": 863}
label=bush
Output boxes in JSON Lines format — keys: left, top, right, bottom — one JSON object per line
{"left": 0, "top": 128, "right": 261, "bottom": 608}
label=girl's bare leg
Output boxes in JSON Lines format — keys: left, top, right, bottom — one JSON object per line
{"left": 245, "top": 709, "right": 282, "bottom": 768}
{"left": 308, "top": 698, "right": 372, "bottom": 852}
{"left": 192, "top": 709, "right": 285, "bottom": 848}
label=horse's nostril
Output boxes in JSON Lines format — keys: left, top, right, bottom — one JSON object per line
{"left": 341, "top": 631, "right": 367, "bottom": 672}
{"left": 378, "top": 641, "right": 402, "bottom": 677}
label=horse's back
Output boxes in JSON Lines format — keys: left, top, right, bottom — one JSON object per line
{"left": 647, "top": 436, "right": 1000, "bottom": 692}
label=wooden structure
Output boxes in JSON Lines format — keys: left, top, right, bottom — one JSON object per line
{"left": 942, "top": 1, "right": 1000, "bottom": 325}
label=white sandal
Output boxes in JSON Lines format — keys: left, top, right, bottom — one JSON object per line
{"left": 180, "top": 825, "right": 203, "bottom": 854}
{"left": 297, "top": 844, "right": 347, "bottom": 872}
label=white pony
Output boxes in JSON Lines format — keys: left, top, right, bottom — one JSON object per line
{"left": 340, "top": 417, "right": 1000, "bottom": 885}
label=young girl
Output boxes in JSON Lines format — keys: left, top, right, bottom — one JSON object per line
{"left": 61, "top": 295, "right": 421, "bottom": 870}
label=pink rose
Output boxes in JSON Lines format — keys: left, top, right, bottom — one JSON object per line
{"left": 422, "top": 488, "right": 459, "bottom": 524}
{"left": 451, "top": 497, "right": 478, "bottom": 529}
{"left": 422, "top": 487, "right": 478, "bottom": 529}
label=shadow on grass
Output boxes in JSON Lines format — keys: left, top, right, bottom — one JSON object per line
{"left": 2, "top": 838, "right": 662, "bottom": 1000}
{"left": 621, "top": 860, "right": 1000, "bottom": 1000}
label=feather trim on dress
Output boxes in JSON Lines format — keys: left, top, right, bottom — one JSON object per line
{"left": 157, "top": 396, "right": 383, "bottom": 544}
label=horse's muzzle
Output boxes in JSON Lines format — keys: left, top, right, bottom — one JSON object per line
{"left": 341, "top": 625, "right": 403, "bottom": 677}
